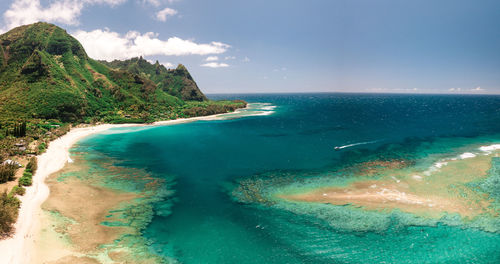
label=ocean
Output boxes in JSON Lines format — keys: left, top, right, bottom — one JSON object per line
{"left": 69, "top": 93, "right": 500, "bottom": 263}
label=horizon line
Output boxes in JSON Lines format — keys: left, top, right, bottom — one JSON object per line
{"left": 205, "top": 91, "right": 500, "bottom": 96}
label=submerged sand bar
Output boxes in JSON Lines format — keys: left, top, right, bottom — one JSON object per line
{"left": 280, "top": 148, "right": 499, "bottom": 219}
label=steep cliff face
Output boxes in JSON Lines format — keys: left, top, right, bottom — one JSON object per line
{"left": 171, "top": 64, "right": 208, "bottom": 102}
{"left": 101, "top": 57, "right": 208, "bottom": 101}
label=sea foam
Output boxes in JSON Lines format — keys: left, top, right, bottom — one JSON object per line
{"left": 479, "top": 144, "right": 500, "bottom": 152}
{"left": 459, "top": 152, "right": 476, "bottom": 159}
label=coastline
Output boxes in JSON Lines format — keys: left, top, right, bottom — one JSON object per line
{"left": 0, "top": 107, "right": 249, "bottom": 264}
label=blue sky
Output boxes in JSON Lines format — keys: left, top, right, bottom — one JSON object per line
{"left": 1, "top": 0, "right": 499, "bottom": 94}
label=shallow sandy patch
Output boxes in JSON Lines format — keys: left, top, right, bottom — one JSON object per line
{"left": 280, "top": 151, "right": 497, "bottom": 219}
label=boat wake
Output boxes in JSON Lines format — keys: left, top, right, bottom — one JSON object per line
{"left": 334, "top": 140, "right": 379, "bottom": 150}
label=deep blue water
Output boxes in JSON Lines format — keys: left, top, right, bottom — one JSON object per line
{"left": 77, "top": 93, "right": 500, "bottom": 263}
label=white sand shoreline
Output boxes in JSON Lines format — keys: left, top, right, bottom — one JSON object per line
{"left": 0, "top": 108, "right": 247, "bottom": 264}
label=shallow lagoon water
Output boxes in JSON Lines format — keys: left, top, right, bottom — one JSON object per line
{"left": 74, "top": 93, "right": 500, "bottom": 263}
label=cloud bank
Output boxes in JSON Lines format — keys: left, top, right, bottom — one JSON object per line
{"left": 2, "top": 0, "right": 125, "bottom": 30}
{"left": 73, "top": 29, "right": 230, "bottom": 60}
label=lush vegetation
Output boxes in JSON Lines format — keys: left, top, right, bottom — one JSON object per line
{"left": 0, "top": 160, "right": 16, "bottom": 184}
{"left": 183, "top": 100, "right": 247, "bottom": 117}
{"left": 0, "top": 119, "right": 70, "bottom": 158}
{"left": 0, "top": 191, "right": 20, "bottom": 237}
{"left": 26, "top": 156, "right": 37, "bottom": 174}
{"left": 10, "top": 186, "right": 25, "bottom": 196}
{"left": 17, "top": 157, "right": 37, "bottom": 187}
{"left": 18, "top": 171, "right": 32, "bottom": 186}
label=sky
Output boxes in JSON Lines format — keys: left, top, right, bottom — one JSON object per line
{"left": 0, "top": 0, "right": 499, "bottom": 94}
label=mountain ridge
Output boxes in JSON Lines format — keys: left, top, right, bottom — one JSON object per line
{"left": 101, "top": 57, "right": 208, "bottom": 102}
{"left": 0, "top": 22, "right": 243, "bottom": 124}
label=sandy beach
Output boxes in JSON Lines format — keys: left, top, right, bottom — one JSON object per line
{"left": 0, "top": 108, "right": 248, "bottom": 264}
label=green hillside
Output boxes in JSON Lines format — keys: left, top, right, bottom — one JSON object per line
{"left": 0, "top": 22, "right": 243, "bottom": 125}
{"left": 101, "top": 57, "right": 208, "bottom": 101}
{"left": 0, "top": 22, "right": 182, "bottom": 122}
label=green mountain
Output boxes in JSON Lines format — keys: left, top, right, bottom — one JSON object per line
{"left": 101, "top": 57, "right": 207, "bottom": 102}
{"left": 0, "top": 22, "right": 241, "bottom": 124}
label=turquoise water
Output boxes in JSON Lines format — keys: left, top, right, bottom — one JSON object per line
{"left": 74, "top": 93, "right": 500, "bottom": 263}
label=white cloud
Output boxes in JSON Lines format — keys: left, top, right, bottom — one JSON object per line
{"left": 73, "top": 28, "right": 230, "bottom": 60}
{"left": 449, "top": 86, "right": 485, "bottom": 93}
{"left": 146, "top": 59, "right": 174, "bottom": 68}
{"left": 140, "top": 0, "right": 180, "bottom": 6}
{"left": 205, "top": 56, "right": 218, "bottom": 61}
{"left": 201, "top": 62, "right": 229, "bottom": 68}
{"left": 155, "top": 7, "right": 178, "bottom": 22}
{"left": 471, "top": 86, "right": 483, "bottom": 91}
{"left": 367, "top": 88, "right": 389, "bottom": 92}
{"left": 86, "top": 0, "right": 125, "bottom": 5}
{"left": 2, "top": 0, "right": 125, "bottom": 31}
{"left": 242, "top": 56, "right": 250, "bottom": 62}
{"left": 224, "top": 56, "right": 236, "bottom": 60}
{"left": 161, "top": 61, "right": 174, "bottom": 68}
{"left": 140, "top": 0, "right": 161, "bottom": 6}
{"left": 4, "top": 0, "right": 83, "bottom": 29}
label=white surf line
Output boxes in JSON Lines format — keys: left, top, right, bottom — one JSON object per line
{"left": 479, "top": 144, "right": 500, "bottom": 153}
{"left": 221, "top": 102, "right": 277, "bottom": 118}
